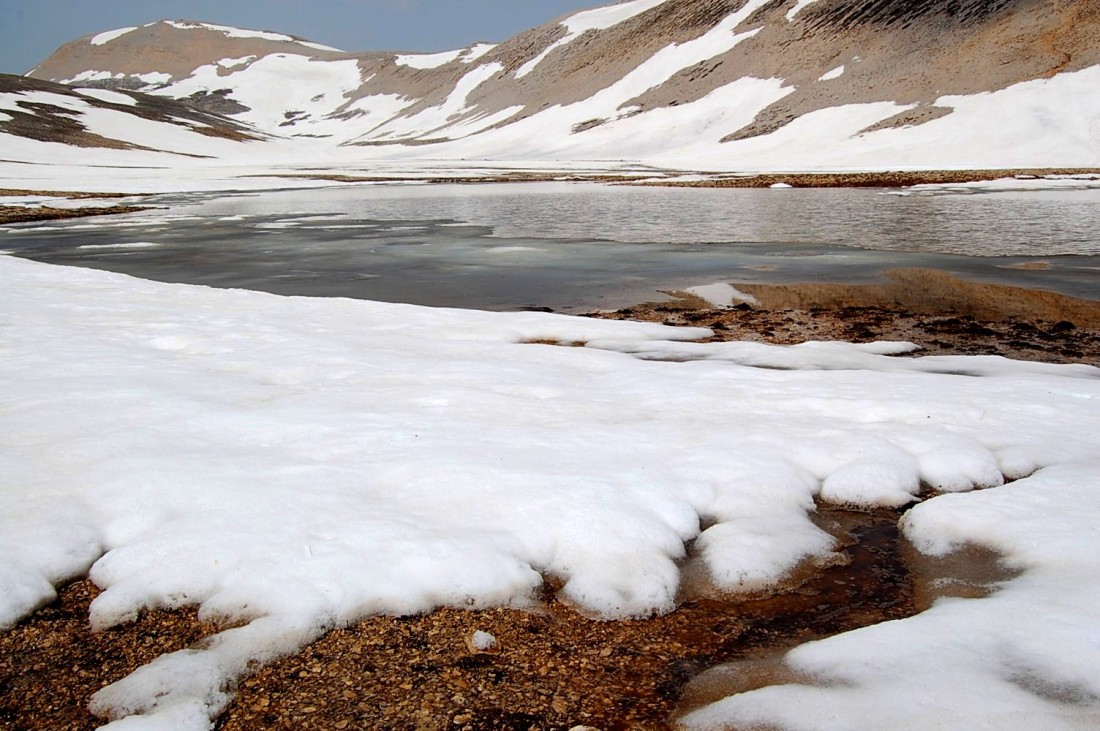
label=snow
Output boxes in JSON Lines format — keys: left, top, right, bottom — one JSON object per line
{"left": 395, "top": 49, "right": 464, "bottom": 70}
{"left": 684, "top": 464, "right": 1100, "bottom": 730}
{"left": 684, "top": 283, "right": 760, "bottom": 307}
{"left": 0, "top": 90, "right": 249, "bottom": 158}
{"left": 787, "top": 0, "right": 826, "bottom": 21}
{"left": 91, "top": 27, "right": 138, "bottom": 46}
{"left": 135, "top": 72, "right": 172, "bottom": 85}
{"left": 515, "top": 0, "right": 672, "bottom": 79}
{"left": 435, "top": 0, "right": 780, "bottom": 155}
{"left": 462, "top": 43, "right": 497, "bottom": 63}
{"left": 2, "top": 253, "right": 1099, "bottom": 729}
{"left": 76, "top": 242, "right": 161, "bottom": 250}
{"left": 25, "top": 3, "right": 1100, "bottom": 169}
{"left": 664, "top": 64, "right": 1100, "bottom": 171}
{"left": 367, "top": 63, "right": 505, "bottom": 140}
{"left": 216, "top": 56, "right": 256, "bottom": 69}
{"left": 62, "top": 70, "right": 124, "bottom": 84}
{"left": 76, "top": 88, "right": 138, "bottom": 106}
{"left": 158, "top": 54, "right": 364, "bottom": 132}
{"left": 391, "top": 43, "right": 498, "bottom": 70}
{"left": 470, "top": 630, "right": 499, "bottom": 652}
{"left": 299, "top": 41, "right": 345, "bottom": 53}
{"left": 164, "top": 21, "right": 296, "bottom": 44}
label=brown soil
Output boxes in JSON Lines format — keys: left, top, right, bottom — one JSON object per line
{"left": 0, "top": 205, "right": 152, "bottom": 225}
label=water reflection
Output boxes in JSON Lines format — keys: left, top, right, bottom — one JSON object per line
{"left": 2, "top": 183, "right": 1097, "bottom": 312}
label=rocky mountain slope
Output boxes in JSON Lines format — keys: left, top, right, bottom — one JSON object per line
{"left": 14, "top": 0, "right": 1100, "bottom": 170}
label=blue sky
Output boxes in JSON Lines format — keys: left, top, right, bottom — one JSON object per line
{"left": 0, "top": 0, "right": 604, "bottom": 74}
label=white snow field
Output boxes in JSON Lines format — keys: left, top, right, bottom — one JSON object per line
{"left": 2, "top": 254, "right": 1099, "bottom": 730}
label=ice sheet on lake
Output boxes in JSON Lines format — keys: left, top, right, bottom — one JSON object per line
{"left": 1, "top": 255, "right": 1099, "bottom": 729}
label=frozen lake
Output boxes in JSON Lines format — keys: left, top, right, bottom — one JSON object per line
{"left": 3, "top": 182, "right": 1099, "bottom": 312}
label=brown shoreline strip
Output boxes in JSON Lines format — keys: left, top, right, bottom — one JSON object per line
{"left": 0, "top": 205, "right": 152, "bottom": 225}
{"left": 634, "top": 168, "right": 1100, "bottom": 188}
{"left": 0, "top": 189, "right": 136, "bottom": 199}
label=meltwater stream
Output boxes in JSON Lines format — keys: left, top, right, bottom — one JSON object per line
{"left": 3, "top": 182, "right": 1099, "bottom": 311}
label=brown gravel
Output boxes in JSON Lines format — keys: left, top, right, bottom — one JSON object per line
{"left": 1, "top": 510, "right": 914, "bottom": 731}
{"left": 0, "top": 582, "right": 211, "bottom": 731}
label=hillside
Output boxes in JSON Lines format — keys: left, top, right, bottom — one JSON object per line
{"left": 13, "top": 0, "right": 1100, "bottom": 171}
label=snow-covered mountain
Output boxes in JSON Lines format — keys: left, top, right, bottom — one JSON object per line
{"left": 14, "top": 0, "right": 1100, "bottom": 170}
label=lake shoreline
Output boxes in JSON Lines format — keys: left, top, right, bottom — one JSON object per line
{"left": 588, "top": 269, "right": 1100, "bottom": 366}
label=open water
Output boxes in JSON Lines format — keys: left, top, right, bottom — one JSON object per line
{"left": 3, "top": 182, "right": 1098, "bottom": 312}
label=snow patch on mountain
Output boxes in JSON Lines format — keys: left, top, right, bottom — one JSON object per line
{"left": 396, "top": 49, "right": 464, "bottom": 70}
{"left": 367, "top": 62, "right": 505, "bottom": 141}
{"left": 90, "top": 27, "right": 138, "bottom": 46}
{"left": 159, "top": 55, "right": 364, "bottom": 133}
{"left": 516, "top": 0, "right": 673, "bottom": 79}
{"left": 75, "top": 87, "right": 137, "bottom": 106}
{"left": 787, "top": 0, "right": 826, "bottom": 22}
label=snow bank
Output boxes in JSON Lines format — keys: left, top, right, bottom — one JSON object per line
{"left": 2, "top": 254, "right": 1099, "bottom": 728}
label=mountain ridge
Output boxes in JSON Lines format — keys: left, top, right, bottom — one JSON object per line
{"left": 8, "top": 0, "right": 1100, "bottom": 171}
